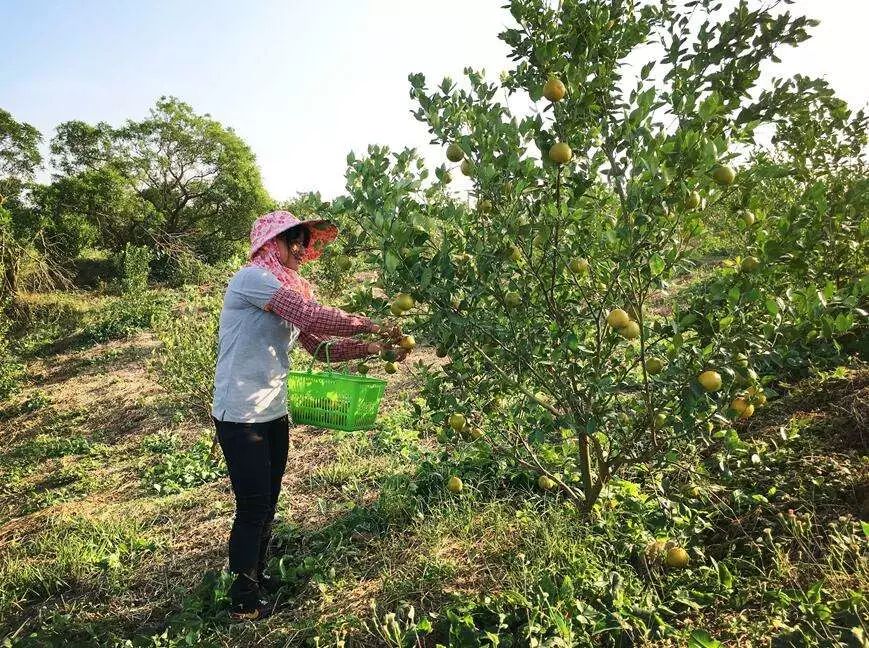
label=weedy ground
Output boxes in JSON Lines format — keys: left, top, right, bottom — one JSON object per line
{"left": 0, "top": 289, "right": 865, "bottom": 647}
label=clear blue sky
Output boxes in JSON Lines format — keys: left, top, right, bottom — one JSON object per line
{"left": 2, "top": 1, "right": 867, "bottom": 200}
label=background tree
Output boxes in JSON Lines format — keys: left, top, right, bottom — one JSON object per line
{"left": 50, "top": 96, "right": 272, "bottom": 273}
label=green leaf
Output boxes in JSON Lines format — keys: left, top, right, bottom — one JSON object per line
{"left": 717, "top": 563, "right": 733, "bottom": 591}
{"left": 649, "top": 253, "right": 665, "bottom": 276}
{"left": 385, "top": 250, "right": 399, "bottom": 273}
{"left": 688, "top": 630, "right": 722, "bottom": 648}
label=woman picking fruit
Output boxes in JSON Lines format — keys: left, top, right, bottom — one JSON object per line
{"left": 211, "top": 211, "right": 408, "bottom": 620}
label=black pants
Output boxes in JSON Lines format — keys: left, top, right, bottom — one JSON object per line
{"left": 214, "top": 414, "right": 289, "bottom": 605}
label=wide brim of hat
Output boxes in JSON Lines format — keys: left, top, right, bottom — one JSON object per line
{"left": 298, "top": 219, "right": 339, "bottom": 263}
{"left": 248, "top": 218, "right": 339, "bottom": 262}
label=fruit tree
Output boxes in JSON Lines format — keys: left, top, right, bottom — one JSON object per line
{"left": 332, "top": 0, "right": 863, "bottom": 511}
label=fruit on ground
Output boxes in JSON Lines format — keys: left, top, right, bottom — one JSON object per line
{"left": 447, "top": 476, "right": 463, "bottom": 493}
{"left": 549, "top": 142, "right": 573, "bottom": 164}
{"left": 685, "top": 191, "right": 702, "bottom": 209}
{"left": 384, "top": 361, "right": 398, "bottom": 374}
{"left": 461, "top": 159, "right": 473, "bottom": 176}
{"left": 569, "top": 257, "right": 589, "bottom": 274}
{"left": 741, "top": 210, "right": 756, "bottom": 226}
{"left": 394, "top": 293, "right": 415, "bottom": 311}
{"left": 712, "top": 164, "right": 736, "bottom": 185}
{"left": 381, "top": 348, "right": 397, "bottom": 362}
{"left": 606, "top": 308, "right": 630, "bottom": 329}
{"left": 665, "top": 547, "right": 690, "bottom": 569}
{"left": 357, "top": 362, "right": 369, "bottom": 375}
{"left": 698, "top": 370, "right": 722, "bottom": 392}
{"left": 446, "top": 143, "right": 464, "bottom": 162}
{"left": 619, "top": 321, "right": 641, "bottom": 340}
{"left": 448, "top": 413, "right": 466, "bottom": 432}
{"left": 645, "top": 357, "right": 665, "bottom": 375}
{"left": 390, "top": 303, "right": 404, "bottom": 316}
{"left": 435, "top": 346, "right": 448, "bottom": 358}
{"left": 398, "top": 335, "right": 416, "bottom": 351}
{"left": 741, "top": 256, "right": 760, "bottom": 272}
{"left": 537, "top": 475, "right": 557, "bottom": 490}
{"left": 505, "top": 291, "right": 521, "bottom": 307}
{"left": 543, "top": 77, "right": 567, "bottom": 102}
{"left": 469, "top": 427, "right": 484, "bottom": 439}
{"left": 335, "top": 255, "right": 352, "bottom": 271}
{"left": 731, "top": 397, "right": 755, "bottom": 419}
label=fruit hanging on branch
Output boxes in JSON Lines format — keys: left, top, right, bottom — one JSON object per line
{"left": 548, "top": 142, "right": 573, "bottom": 164}
{"left": 698, "top": 370, "right": 722, "bottom": 392}
{"left": 712, "top": 164, "right": 736, "bottom": 186}
{"left": 542, "top": 77, "right": 567, "bottom": 102}
{"left": 446, "top": 143, "right": 464, "bottom": 162}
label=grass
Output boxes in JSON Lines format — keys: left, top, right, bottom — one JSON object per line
{"left": 0, "top": 288, "right": 865, "bottom": 646}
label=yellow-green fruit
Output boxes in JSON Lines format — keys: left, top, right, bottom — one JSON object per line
{"left": 549, "top": 142, "right": 573, "bottom": 164}
{"left": 685, "top": 191, "right": 702, "bottom": 210}
{"left": 542, "top": 77, "right": 567, "bottom": 102}
{"left": 443, "top": 170, "right": 453, "bottom": 184}
{"left": 734, "top": 352, "right": 749, "bottom": 367}
{"left": 469, "top": 427, "right": 484, "bottom": 439}
{"left": 653, "top": 412, "right": 667, "bottom": 429}
{"left": 478, "top": 199, "right": 493, "bottom": 214}
{"left": 619, "top": 321, "right": 641, "bottom": 340}
{"left": 505, "top": 291, "right": 521, "bottom": 307}
{"left": 390, "top": 303, "right": 404, "bottom": 316}
{"left": 698, "top": 370, "right": 722, "bottom": 392}
{"left": 645, "top": 357, "right": 665, "bottom": 375}
{"left": 741, "top": 210, "right": 756, "bottom": 226}
{"left": 741, "top": 256, "right": 760, "bottom": 272}
{"left": 357, "top": 362, "right": 369, "bottom": 375}
{"left": 461, "top": 159, "right": 473, "bottom": 176}
{"left": 447, "top": 476, "right": 463, "bottom": 493}
{"left": 606, "top": 308, "right": 630, "bottom": 329}
{"left": 569, "top": 257, "right": 589, "bottom": 274}
{"left": 537, "top": 475, "right": 557, "bottom": 490}
{"left": 399, "top": 335, "right": 416, "bottom": 351}
{"left": 335, "top": 255, "right": 352, "bottom": 271}
{"left": 384, "top": 361, "right": 398, "bottom": 374}
{"left": 665, "top": 547, "right": 690, "bottom": 569}
{"left": 446, "top": 143, "right": 464, "bottom": 162}
{"left": 394, "top": 293, "right": 415, "bottom": 311}
{"left": 509, "top": 245, "right": 522, "bottom": 262}
{"left": 448, "top": 413, "right": 466, "bottom": 432}
{"left": 712, "top": 164, "right": 736, "bottom": 186}
{"left": 731, "top": 397, "right": 754, "bottom": 419}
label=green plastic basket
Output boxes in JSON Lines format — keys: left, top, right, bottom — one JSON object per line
{"left": 287, "top": 340, "right": 386, "bottom": 431}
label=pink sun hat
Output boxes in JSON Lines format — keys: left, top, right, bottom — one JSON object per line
{"left": 248, "top": 210, "right": 338, "bottom": 263}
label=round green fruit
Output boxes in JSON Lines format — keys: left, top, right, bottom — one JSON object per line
{"left": 549, "top": 142, "right": 573, "bottom": 164}
{"left": 542, "top": 77, "right": 567, "bottom": 102}
{"left": 446, "top": 143, "right": 464, "bottom": 163}
{"left": 712, "top": 164, "right": 736, "bottom": 186}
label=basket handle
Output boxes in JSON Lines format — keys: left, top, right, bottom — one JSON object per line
{"left": 308, "top": 339, "right": 337, "bottom": 373}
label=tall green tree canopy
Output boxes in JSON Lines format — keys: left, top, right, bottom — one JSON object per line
{"left": 50, "top": 96, "right": 272, "bottom": 260}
